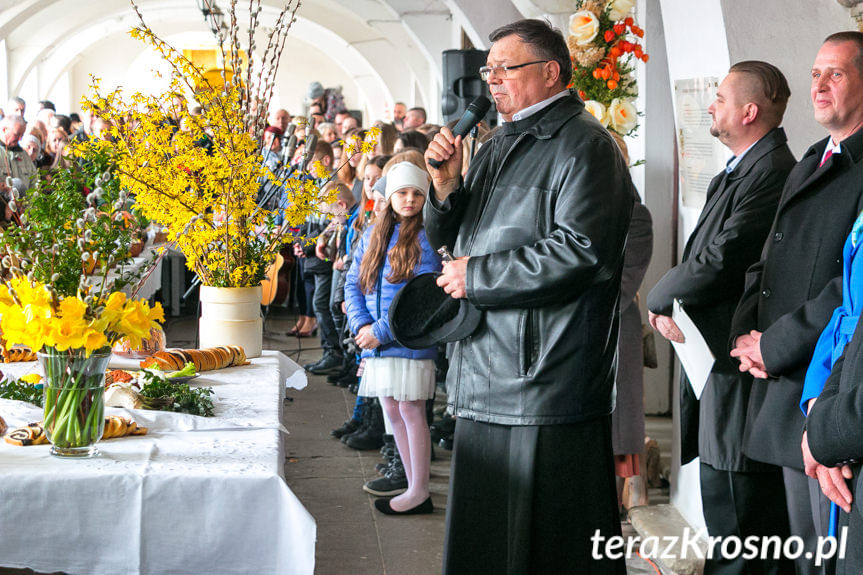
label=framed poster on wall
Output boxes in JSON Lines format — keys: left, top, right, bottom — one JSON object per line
{"left": 674, "top": 77, "right": 726, "bottom": 209}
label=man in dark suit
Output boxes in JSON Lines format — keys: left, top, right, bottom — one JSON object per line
{"left": 806, "top": 316, "right": 863, "bottom": 574}
{"left": 731, "top": 32, "right": 863, "bottom": 574}
{"left": 648, "top": 61, "right": 796, "bottom": 574}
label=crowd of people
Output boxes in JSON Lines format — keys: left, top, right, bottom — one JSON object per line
{"left": 0, "top": 98, "right": 85, "bottom": 213}
{"left": 9, "top": 15, "right": 863, "bottom": 574}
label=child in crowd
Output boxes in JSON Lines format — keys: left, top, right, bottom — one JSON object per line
{"left": 344, "top": 161, "right": 441, "bottom": 515}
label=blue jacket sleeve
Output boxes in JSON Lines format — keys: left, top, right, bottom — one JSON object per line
{"left": 344, "top": 231, "right": 374, "bottom": 334}
{"left": 801, "top": 309, "right": 841, "bottom": 414}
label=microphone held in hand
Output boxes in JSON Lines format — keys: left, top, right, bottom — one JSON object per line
{"left": 429, "top": 96, "right": 491, "bottom": 169}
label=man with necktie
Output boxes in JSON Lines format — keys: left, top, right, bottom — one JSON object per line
{"left": 648, "top": 60, "right": 795, "bottom": 574}
{"left": 731, "top": 31, "right": 863, "bottom": 574}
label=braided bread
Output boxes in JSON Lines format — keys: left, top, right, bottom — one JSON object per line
{"left": 4, "top": 416, "right": 147, "bottom": 446}
{"left": 1, "top": 347, "right": 38, "bottom": 363}
{"left": 139, "top": 345, "right": 247, "bottom": 372}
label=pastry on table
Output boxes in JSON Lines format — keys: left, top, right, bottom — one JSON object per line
{"left": 4, "top": 416, "right": 147, "bottom": 446}
{"left": 0, "top": 347, "right": 38, "bottom": 363}
{"left": 139, "top": 345, "right": 247, "bottom": 372}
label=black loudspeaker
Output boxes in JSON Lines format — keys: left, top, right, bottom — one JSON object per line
{"left": 441, "top": 49, "right": 496, "bottom": 126}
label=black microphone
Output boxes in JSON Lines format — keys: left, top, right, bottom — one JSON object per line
{"left": 282, "top": 134, "right": 297, "bottom": 165}
{"left": 300, "top": 134, "right": 318, "bottom": 172}
{"left": 429, "top": 95, "right": 491, "bottom": 169}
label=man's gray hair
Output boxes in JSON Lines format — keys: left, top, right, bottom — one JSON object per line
{"left": 489, "top": 19, "right": 572, "bottom": 89}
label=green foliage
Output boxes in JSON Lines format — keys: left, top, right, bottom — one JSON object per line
{"left": 0, "top": 147, "right": 137, "bottom": 298}
{"left": 0, "top": 376, "right": 44, "bottom": 407}
{"left": 140, "top": 372, "right": 215, "bottom": 417}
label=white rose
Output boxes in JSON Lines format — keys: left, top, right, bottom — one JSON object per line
{"left": 569, "top": 11, "right": 600, "bottom": 46}
{"left": 608, "top": 98, "right": 638, "bottom": 134}
{"left": 608, "top": 0, "right": 636, "bottom": 21}
{"left": 583, "top": 100, "right": 609, "bottom": 127}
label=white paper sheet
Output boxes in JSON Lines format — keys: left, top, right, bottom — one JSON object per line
{"left": 671, "top": 299, "right": 715, "bottom": 400}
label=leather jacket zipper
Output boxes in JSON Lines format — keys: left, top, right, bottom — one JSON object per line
{"left": 519, "top": 308, "right": 538, "bottom": 376}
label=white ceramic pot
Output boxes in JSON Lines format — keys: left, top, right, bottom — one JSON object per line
{"left": 198, "top": 285, "right": 263, "bottom": 358}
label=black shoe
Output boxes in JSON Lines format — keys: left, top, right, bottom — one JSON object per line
{"left": 430, "top": 414, "right": 455, "bottom": 442}
{"left": 330, "top": 419, "right": 361, "bottom": 439}
{"left": 380, "top": 434, "right": 395, "bottom": 456}
{"left": 341, "top": 418, "right": 368, "bottom": 444}
{"left": 363, "top": 463, "right": 408, "bottom": 496}
{"left": 348, "top": 383, "right": 359, "bottom": 394}
{"left": 374, "top": 497, "right": 433, "bottom": 515}
{"left": 345, "top": 427, "right": 384, "bottom": 450}
{"left": 304, "top": 353, "right": 345, "bottom": 375}
{"left": 336, "top": 372, "right": 358, "bottom": 388}
{"left": 327, "top": 361, "right": 357, "bottom": 384}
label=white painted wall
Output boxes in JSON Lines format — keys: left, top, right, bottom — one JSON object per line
{"left": 66, "top": 32, "right": 365, "bottom": 122}
{"left": 721, "top": 0, "right": 855, "bottom": 157}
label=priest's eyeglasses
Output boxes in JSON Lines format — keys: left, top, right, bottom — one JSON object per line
{"left": 479, "top": 60, "right": 549, "bottom": 81}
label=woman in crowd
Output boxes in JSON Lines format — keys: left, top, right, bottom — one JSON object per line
{"left": 344, "top": 160, "right": 441, "bottom": 515}
{"left": 45, "top": 128, "right": 70, "bottom": 170}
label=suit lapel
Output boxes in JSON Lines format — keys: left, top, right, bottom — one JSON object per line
{"left": 779, "top": 153, "right": 830, "bottom": 209}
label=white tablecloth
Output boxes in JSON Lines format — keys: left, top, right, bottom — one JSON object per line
{"left": 0, "top": 351, "right": 315, "bottom": 575}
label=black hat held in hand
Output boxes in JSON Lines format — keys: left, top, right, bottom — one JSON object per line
{"left": 389, "top": 272, "right": 482, "bottom": 349}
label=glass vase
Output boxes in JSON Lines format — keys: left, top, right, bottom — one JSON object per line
{"left": 39, "top": 349, "right": 111, "bottom": 458}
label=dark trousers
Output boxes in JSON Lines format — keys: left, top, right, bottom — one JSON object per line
{"left": 443, "top": 417, "right": 624, "bottom": 575}
{"left": 700, "top": 462, "right": 793, "bottom": 574}
{"left": 330, "top": 269, "right": 346, "bottom": 343}
{"left": 310, "top": 270, "right": 340, "bottom": 356}
{"left": 783, "top": 466, "right": 829, "bottom": 575}
{"left": 835, "top": 468, "right": 861, "bottom": 575}
{"left": 298, "top": 265, "right": 315, "bottom": 317}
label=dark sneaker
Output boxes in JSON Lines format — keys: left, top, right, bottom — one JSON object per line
{"left": 330, "top": 419, "right": 361, "bottom": 439}
{"left": 363, "top": 465, "right": 408, "bottom": 496}
{"left": 304, "top": 353, "right": 344, "bottom": 375}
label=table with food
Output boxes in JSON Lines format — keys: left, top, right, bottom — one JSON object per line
{"left": 0, "top": 346, "right": 315, "bottom": 575}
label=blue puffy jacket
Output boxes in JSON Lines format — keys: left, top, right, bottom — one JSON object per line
{"left": 344, "top": 223, "right": 442, "bottom": 360}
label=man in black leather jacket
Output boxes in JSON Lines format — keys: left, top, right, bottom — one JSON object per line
{"left": 425, "top": 18, "right": 633, "bottom": 574}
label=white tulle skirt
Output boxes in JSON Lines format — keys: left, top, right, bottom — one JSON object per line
{"left": 357, "top": 357, "right": 436, "bottom": 401}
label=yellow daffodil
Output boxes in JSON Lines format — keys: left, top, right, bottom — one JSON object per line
{"left": 49, "top": 316, "right": 89, "bottom": 351}
{"left": 82, "top": 329, "right": 108, "bottom": 354}
{"left": 58, "top": 296, "right": 88, "bottom": 322}
{"left": 19, "top": 373, "right": 43, "bottom": 385}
